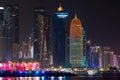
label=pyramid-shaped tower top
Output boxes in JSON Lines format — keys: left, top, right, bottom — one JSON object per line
{"left": 57, "top": 3, "right": 63, "bottom": 11}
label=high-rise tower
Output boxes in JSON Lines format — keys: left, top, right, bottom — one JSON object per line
{"left": 0, "top": 7, "right": 5, "bottom": 62}
{"left": 90, "top": 46, "right": 101, "bottom": 68}
{"left": 70, "top": 14, "right": 83, "bottom": 67}
{"left": 53, "top": 4, "right": 69, "bottom": 67}
{"left": 82, "top": 27, "right": 87, "bottom": 67}
{"left": 33, "top": 7, "right": 52, "bottom": 68}
{"left": 11, "top": 5, "right": 19, "bottom": 62}
{"left": 102, "top": 47, "right": 114, "bottom": 68}
{"left": 0, "top": 5, "right": 19, "bottom": 62}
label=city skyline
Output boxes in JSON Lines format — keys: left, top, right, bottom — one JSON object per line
{"left": 0, "top": 0, "right": 120, "bottom": 54}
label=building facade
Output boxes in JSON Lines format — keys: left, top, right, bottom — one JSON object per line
{"left": 82, "top": 27, "right": 87, "bottom": 67}
{"left": 0, "top": 5, "right": 19, "bottom": 62}
{"left": 102, "top": 47, "right": 114, "bottom": 68}
{"left": 90, "top": 46, "right": 101, "bottom": 68}
{"left": 0, "top": 7, "right": 5, "bottom": 62}
{"left": 33, "top": 7, "right": 52, "bottom": 68}
{"left": 53, "top": 4, "right": 69, "bottom": 67}
{"left": 113, "top": 54, "right": 118, "bottom": 68}
{"left": 11, "top": 6, "right": 19, "bottom": 62}
{"left": 69, "top": 15, "right": 83, "bottom": 67}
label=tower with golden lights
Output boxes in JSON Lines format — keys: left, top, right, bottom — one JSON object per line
{"left": 70, "top": 14, "right": 83, "bottom": 67}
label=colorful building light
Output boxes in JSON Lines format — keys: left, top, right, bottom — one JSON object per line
{"left": 70, "top": 14, "right": 83, "bottom": 67}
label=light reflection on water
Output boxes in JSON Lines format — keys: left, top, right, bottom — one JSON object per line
{"left": 0, "top": 76, "right": 118, "bottom": 80}
{"left": 0, "top": 77, "right": 68, "bottom": 80}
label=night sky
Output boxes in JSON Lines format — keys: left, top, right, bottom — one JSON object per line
{"left": 1, "top": 0, "right": 120, "bottom": 54}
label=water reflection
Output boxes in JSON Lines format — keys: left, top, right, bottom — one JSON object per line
{"left": 1, "top": 77, "right": 68, "bottom": 80}
{"left": 50, "top": 76, "right": 54, "bottom": 80}
{"left": 0, "top": 76, "right": 117, "bottom": 80}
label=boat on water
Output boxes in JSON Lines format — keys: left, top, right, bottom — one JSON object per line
{"left": 73, "top": 68, "right": 100, "bottom": 76}
{"left": 87, "top": 69, "right": 100, "bottom": 76}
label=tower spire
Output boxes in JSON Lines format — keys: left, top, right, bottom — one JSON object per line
{"left": 75, "top": 12, "right": 77, "bottom": 18}
{"left": 57, "top": 3, "right": 63, "bottom": 11}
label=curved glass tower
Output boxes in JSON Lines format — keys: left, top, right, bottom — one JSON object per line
{"left": 70, "top": 15, "right": 83, "bottom": 67}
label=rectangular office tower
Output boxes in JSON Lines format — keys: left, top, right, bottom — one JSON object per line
{"left": 0, "top": 6, "right": 19, "bottom": 62}
{"left": 33, "top": 7, "right": 52, "bottom": 68}
{"left": 53, "top": 4, "right": 69, "bottom": 67}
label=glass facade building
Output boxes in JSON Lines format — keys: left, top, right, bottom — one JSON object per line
{"left": 11, "top": 6, "right": 19, "bottom": 62}
{"left": 0, "top": 6, "right": 19, "bottom": 62}
{"left": 82, "top": 27, "right": 87, "bottom": 67}
{"left": 70, "top": 15, "right": 83, "bottom": 67}
{"left": 53, "top": 4, "right": 69, "bottom": 67}
{"left": 102, "top": 47, "right": 114, "bottom": 68}
{"left": 0, "top": 7, "right": 5, "bottom": 62}
{"left": 90, "top": 46, "right": 101, "bottom": 68}
{"left": 33, "top": 7, "right": 52, "bottom": 68}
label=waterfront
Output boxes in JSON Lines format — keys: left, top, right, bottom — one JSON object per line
{"left": 0, "top": 75, "right": 120, "bottom": 80}
{"left": 0, "top": 67, "right": 120, "bottom": 80}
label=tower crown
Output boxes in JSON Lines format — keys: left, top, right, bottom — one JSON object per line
{"left": 57, "top": 3, "right": 63, "bottom": 11}
{"left": 71, "top": 13, "right": 81, "bottom": 24}
{"left": 75, "top": 12, "right": 77, "bottom": 18}
{"left": 70, "top": 15, "right": 82, "bottom": 39}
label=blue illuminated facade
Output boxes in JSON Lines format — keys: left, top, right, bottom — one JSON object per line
{"left": 53, "top": 4, "right": 69, "bottom": 67}
{"left": 88, "top": 46, "right": 101, "bottom": 68}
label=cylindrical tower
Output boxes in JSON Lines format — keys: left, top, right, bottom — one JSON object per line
{"left": 70, "top": 15, "right": 83, "bottom": 67}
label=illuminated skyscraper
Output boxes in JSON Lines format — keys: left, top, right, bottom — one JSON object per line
{"left": 53, "top": 4, "right": 69, "bottom": 67}
{"left": 102, "top": 47, "right": 114, "bottom": 68}
{"left": 70, "top": 14, "right": 83, "bottom": 67}
{"left": 113, "top": 54, "right": 118, "bottom": 68}
{"left": 0, "top": 7, "right": 5, "bottom": 62}
{"left": 0, "top": 5, "right": 19, "bottom": 62}
{"left": 33, "top": 7, "right": 52, "bottom": 68}
{"left": 11, "top": 6, "right": 19, "bottom": 62}
{"left": 82, "top": 27, "right": 87, "bottom": 67}
{"left": 90, "top": 46, "right": 101, "bottom": 68}
{"left": 86, "top": 40, "right": 91, "bottom": 67}
{"left": 117, "top": 55, "right": 120, "bottom": 67}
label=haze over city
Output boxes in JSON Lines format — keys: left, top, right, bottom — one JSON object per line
{"left": 0, "top": 0, "right": 120, "bottom": 54}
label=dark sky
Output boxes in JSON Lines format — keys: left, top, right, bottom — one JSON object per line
{"left": 1, "top": 0, "right": 120, "bottom": 54}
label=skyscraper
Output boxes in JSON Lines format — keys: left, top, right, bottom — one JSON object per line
{"left": 70, "top": 14, "right": 83, "bottom": 67}
{"left": 53, "top": 4, "right": 69, "bottom": 67}
{"left": 90, "top": 46, "right": 101, "bottom": 68}
{"left": 102, "top": 47, "right": 114, "bottom": 68}
{"left": 0, "top": 5, "right": 19, "bottom": 62}
{"left": 86, "top": 40, "right": 91, "bottom": 67}
{"left": 0, "top": 7, "right": 5, "bottom": 62}
{"left": 113, "top": 54, "right": 118, "bottom": 68}
{"left": 82, "top": 27, "right": 87, "bottom": 67}
{"left": 11, "top": 5, "right": 19, "bottom": 62}
{"left": 117, "top": 55, "right": 120, "bottom": 67}
{"left": 33, "top": 7, "right": 52, "bottom": 68}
